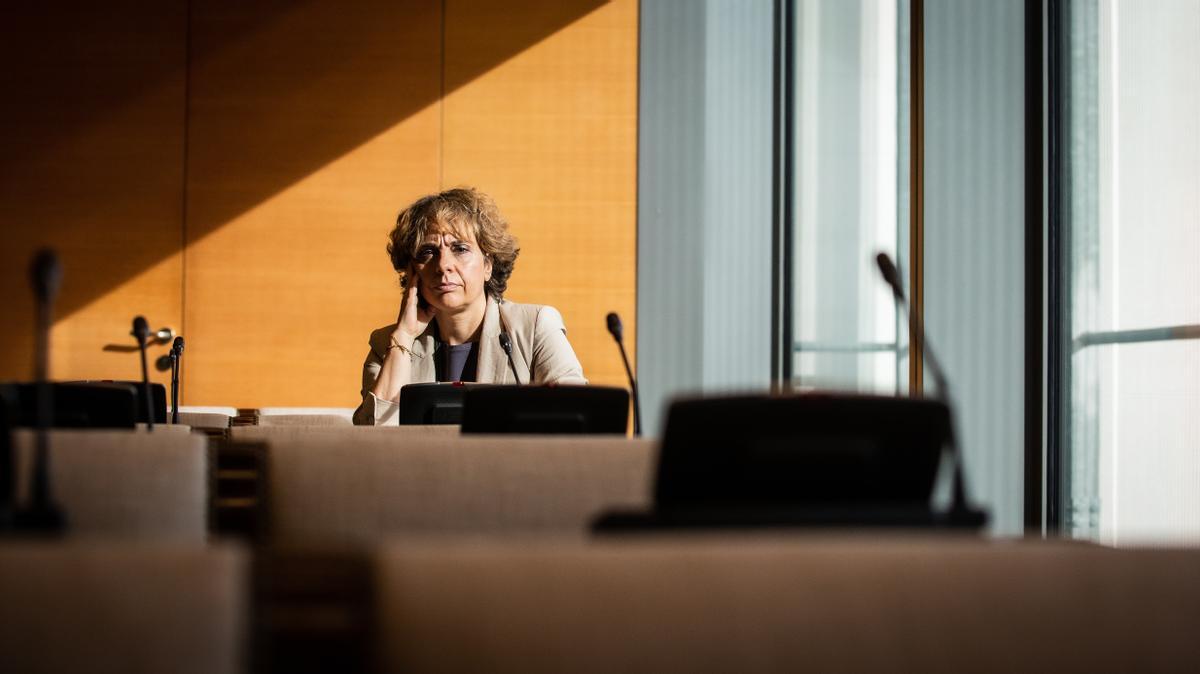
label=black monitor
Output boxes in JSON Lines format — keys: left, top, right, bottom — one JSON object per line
{"left": 0, "top": 382, "right": 139, "bottom": 429}
{"left": 460, "top": 385, "right": 629, "bottom": 435}
{"left": 65, "top": 380, "right": 166, "bottom": 425}
{"left": 398, "top": 382, "right": 492, "bottom": 425}
{"left": 594, "top": 392, "right": 979, "bottom": 530}
{"left": 653, "top": 393, "right": 949, "bottom": 508}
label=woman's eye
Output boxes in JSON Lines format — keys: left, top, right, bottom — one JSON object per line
{"left": 452, "top": 244, "right": 470, "bottom": 254}
{"left": 415, "top": 249, "right": 434, "bottom": 262}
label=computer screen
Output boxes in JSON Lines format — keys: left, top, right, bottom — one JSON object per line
{"left": 460, "top": 385, "right": 629, "bottom": 435}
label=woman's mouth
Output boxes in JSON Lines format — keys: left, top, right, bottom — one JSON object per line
{"left": 433, "top": 282, "right": 458, "bottom": 292}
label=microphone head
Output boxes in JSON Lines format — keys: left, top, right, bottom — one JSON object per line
{"left": 498, "top": 332, "right": 512, "bottom": 354}
{"left": 875, "top": 252, "right": 905, "bottom": 301}
{"left": 29, "top": 249, "right": 62, "bottom": 304}
{"left": 131, "top": 316, "right": 150, "bottom": 342}
{"left": 172, "top": 336, "right": 184, "bottom": 355}
{"left": 605, "top": 312, "right": 623, "bottom": 342}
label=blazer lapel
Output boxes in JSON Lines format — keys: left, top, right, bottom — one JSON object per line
{"left": 477, "top": 297, "right": 510, "bottom": 384}
{"left": 408, "top": 323, "right": 438, "bottom": 383}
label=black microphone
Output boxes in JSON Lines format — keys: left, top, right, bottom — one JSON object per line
{"left": 875, "top": 252, "right": 980, "bottom": 525}
{"left": 169, "top": 336, "right": 184, "bottom": 424}
{"left": 131, "top": 316, "right": 154, "bottom": 430}
{"left": 18, "top": 249, "right": 66, "bottom": 533}
{"left": 498, "top": 332, "right": 523, "bottom": 385}
{"left": 875, "top": 253, "right": 951, "bottom": 397}
{"left": 605, "top": 312, "right": 641, "bottom": 436}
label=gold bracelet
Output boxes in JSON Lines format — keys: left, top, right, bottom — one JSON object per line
{"left": 389, "top": 336, "right": 415, "bottom": 357}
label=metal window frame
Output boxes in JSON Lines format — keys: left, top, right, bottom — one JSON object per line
{"left": 1025, "top": 0, "right": 1047, "bottom": 534}
{"left": 771, "top": 0, "right": 796, "bottom": 392}
{"left": 1045, "top": 0, "right": 1067, "bottom": 534}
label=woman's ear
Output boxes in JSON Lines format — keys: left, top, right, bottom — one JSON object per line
{"left": 484, "top": 256, "right": 493, "bottom": 281}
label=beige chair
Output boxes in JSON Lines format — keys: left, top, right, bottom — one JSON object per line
{"left": 375, "top": 536, "right": 1200, "bottom": 673}
{"left": 0, "top": 541, "right": 247, "bottom": 674}
{"left": 229, "top": 423, "right": 460, "bottom": 444}
{"left": 13, "top": 429, "right": 208, "bottom": 540}
{"left": 135, "top": 422, "right": 193, "bottom": 434}
{"left": 257, "top": 407, "right": 355, "bottom": 427}
{"left": 179, "top": 405, "right": 239, "bottom": 417}
{"left": 266, "top": 435, "right": 655, "bottom": 542}
{"left": 176, "top": 411, "right": 232, "bottom": 431}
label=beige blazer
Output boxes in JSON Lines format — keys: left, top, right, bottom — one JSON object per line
{"left": 353, "top": 298, "right": 587, "bottom": 425}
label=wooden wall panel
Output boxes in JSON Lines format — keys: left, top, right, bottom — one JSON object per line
{"left": 183, "top": 0, "right": 443, "bottom": 407}
{"left": 1, "top": 1, "right": 638, "bottom": 409}
{"left": 442, "top": 0, "right": 639, "bottom": 389}
{"left": 0, "top": 4, "right": 187, "bottom": 389}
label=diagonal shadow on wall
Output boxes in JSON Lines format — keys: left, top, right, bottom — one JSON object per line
{"left": 0, "top": 0, "right": 607, "bottom": 376}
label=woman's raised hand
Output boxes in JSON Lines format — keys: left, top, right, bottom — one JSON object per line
{"left": 372, "top": 267, "right": 431, "bottom": 404}
{"left": 394, "top": 267, "right": 434, "bottom": 346}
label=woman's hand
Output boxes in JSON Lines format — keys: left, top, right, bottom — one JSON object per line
{"left": 393, "top": 265, "right": 434, "bottom": 346}
{"left": 372, "top": 267, "right": 432, "bottom": 404}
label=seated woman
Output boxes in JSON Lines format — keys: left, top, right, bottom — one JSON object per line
{"left": 353, "top": 188, "right": 586, "bottom": 425}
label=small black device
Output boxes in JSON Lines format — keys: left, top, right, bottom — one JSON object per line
{"left": 460, "top": 385, "right": 629, "bottom": 435}
{"left": 3, "top": 382, "right": 140, "bottom": 429}
{"left": 63, "top": 380, "right": 165, "bottom": 425}
{"left": 398, "top": 382, "right": 492, "bottom": 425}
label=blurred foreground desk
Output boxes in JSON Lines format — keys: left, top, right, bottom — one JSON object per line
{"left": 373, "top": 534, "right": 1200, "bottom": 673}
{"left": 0, "top": 541, "right": 247, "bottom": 674}
{"left": 2, "top": 535, "right": 1196, "bottom": 674}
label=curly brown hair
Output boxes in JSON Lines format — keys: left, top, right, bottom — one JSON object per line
{"left": 387, "top": 187, "right": 520, "bottom": 300}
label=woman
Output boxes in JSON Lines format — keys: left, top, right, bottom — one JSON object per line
{"left": 353, "top": 188, "right": 586, "bottom": 425}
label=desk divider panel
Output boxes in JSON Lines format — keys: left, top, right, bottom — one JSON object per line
{"left": 263, "top": 435, "right": 656, "bottom": 543}
{"left": 13, "top": 429, "right": 209, "bottom": 541}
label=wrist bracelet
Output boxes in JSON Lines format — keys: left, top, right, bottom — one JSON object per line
{"left": 389, "top": 336, "right": 415, "bottom": 357}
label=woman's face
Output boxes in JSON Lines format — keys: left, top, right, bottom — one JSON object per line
{"left": 412, "top": 225, "right": 492, "bottom": 314}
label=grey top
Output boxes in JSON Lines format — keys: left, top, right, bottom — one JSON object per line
{"left": 439, "top": 341, "right": 478, "bottom": 382}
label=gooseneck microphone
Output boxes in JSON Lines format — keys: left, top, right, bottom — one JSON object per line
{"left": 131, "top": 316, "right": 154, "bottom": 430}
{"left": 19, "top": 249, "right": 66, "bottom": 533}
{"left": 875, "top": 252, "right": 979, "bottom": 524}
{"left": 498, "top": 332, "right": 523, "bottom": 385}
{"left": 876, "top": 253, "right": 952, "bottom": 398}
{"left": 605, "top": 312, "right": 641, "bottom": 436}
{"left": 170, "top": 336, "right": 184, "bottom": 424}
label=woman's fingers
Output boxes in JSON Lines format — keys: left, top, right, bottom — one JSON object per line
{"left": 398, "top": 276, "right": 417, "bottom": 321}
{"left": 396, "top": 267, "right": 432, "bottom": 341}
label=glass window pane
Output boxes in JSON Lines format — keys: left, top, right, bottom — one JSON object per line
{"left": 1064, "top": 0, "right": 1200, "bottom": 545}
{"left": 792, "top": 0, "right": 907, "bottom": 394}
